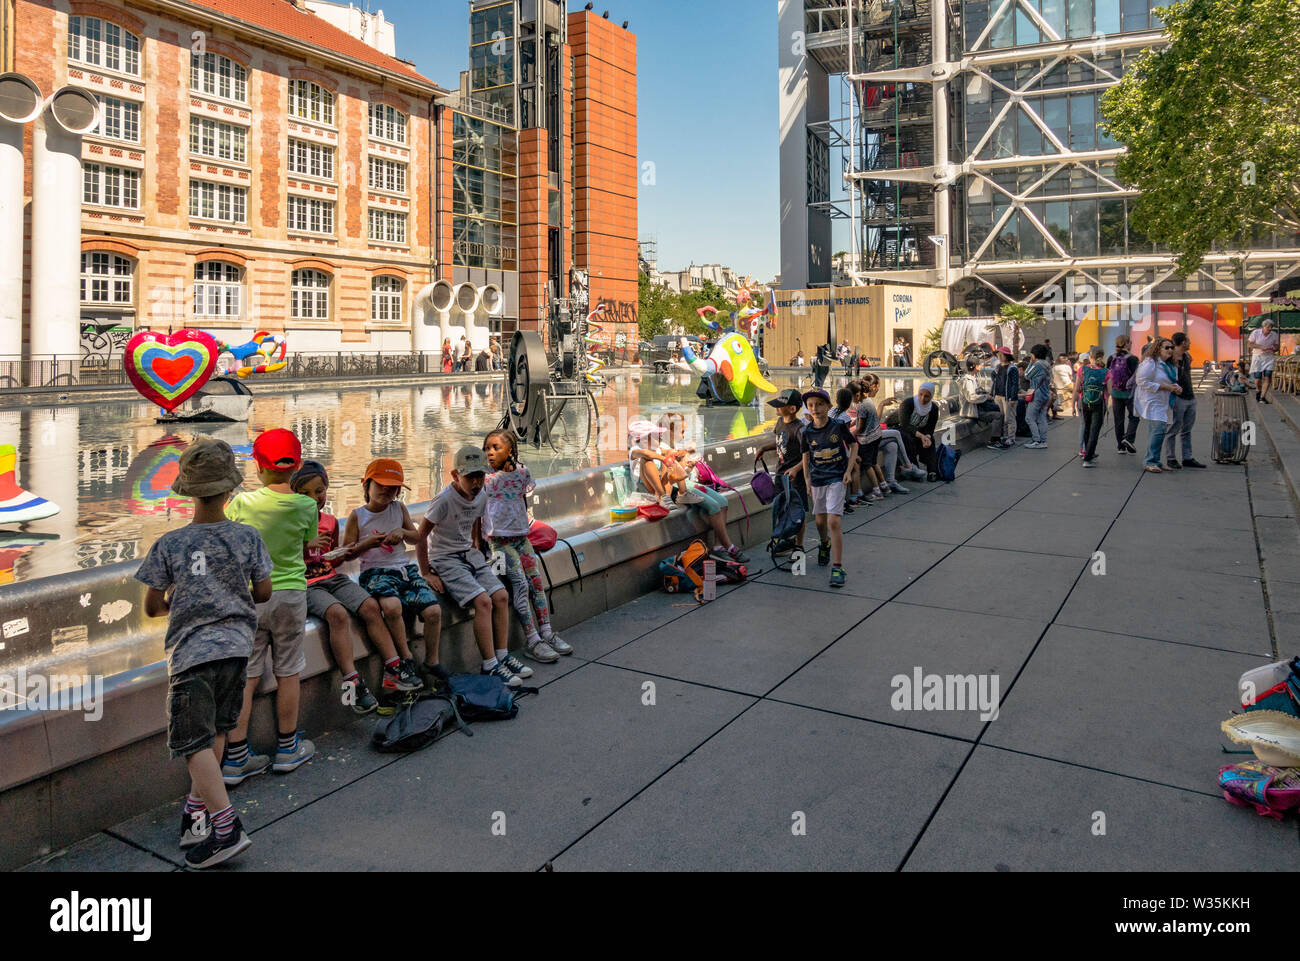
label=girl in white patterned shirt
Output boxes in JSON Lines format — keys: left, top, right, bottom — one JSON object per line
{"left": 481, "top": 429, "right": 571, "bottom": 663}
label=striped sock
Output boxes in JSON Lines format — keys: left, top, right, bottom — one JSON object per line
{"left": 184, "top": 793, "right": 206, "bottom": 816}
{"left": 342, "top": 671, "right": 359, "bottom": 685}
{"left": 224, "top": 740, "right": 249, "bottom": 765}
{"left": 277, "top": 730, "right": 298, "bottom": 754}
{"left": 211, "top": 805, "right": 236, "bottom": 841}
{"left": 384, "top": 657, "right": 400, "bottom": 671}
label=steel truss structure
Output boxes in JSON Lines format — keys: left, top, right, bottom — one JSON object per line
{"left": 789, "top": 0, "right": 1300, "bottom": 318}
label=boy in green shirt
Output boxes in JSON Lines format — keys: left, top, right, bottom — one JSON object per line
{"left": 223, "top": 428, "right": 319, "bottom": 783}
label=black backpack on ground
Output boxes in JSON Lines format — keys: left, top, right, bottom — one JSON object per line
{"left": 372, "top": 693, "right": 466, "bottom": 752}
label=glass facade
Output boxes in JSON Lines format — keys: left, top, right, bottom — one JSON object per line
{"left": 469, "top": 1, "right": 516, "bottom": 123}
{"left": 962, "top": 0, "right": 1163, "bottom": 49}
{"left": 452, "top": 111, "right": 518, "bottom": 272}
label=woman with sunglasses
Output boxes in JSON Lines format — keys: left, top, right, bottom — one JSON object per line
{"left": 1134, "top": 338, "right": 1183, "bottom": 473}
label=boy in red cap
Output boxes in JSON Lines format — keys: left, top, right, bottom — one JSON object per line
{"left": 223, "top": 428, "right": 319, "bottom": 782}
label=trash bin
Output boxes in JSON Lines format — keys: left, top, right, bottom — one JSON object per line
{"left": 1212, "top": 390, "right": 1250, "bottom": 464}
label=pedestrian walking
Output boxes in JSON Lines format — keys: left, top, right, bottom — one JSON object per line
{"left": 1163, "top": 332, "right": 1207, "bottom": 469}
{"left": 1107, "top": 335, "right": 1140, "bottom": 454}
{"left": 1022, "top": 345, "right": 1052, "bottom": 448}
{"left": 1249, "top": 317, "right": 1279, "bottom": 404}
{"left": 1135, "top": 338, "right": 1182, "bottom": 473}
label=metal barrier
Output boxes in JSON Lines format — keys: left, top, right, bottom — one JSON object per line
{"left": 0, "top": 351, "right": 509, "bottom": 391}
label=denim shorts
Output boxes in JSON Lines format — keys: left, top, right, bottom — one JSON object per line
{"left": 167, "top": 657, "right": 248, "bottom": 759}
{"left": 360, "top": 564, "right": 439, "bottom": 616}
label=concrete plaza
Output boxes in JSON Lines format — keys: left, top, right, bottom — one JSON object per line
{"left": 24, "top": 384, "right": 1299, "bottom": 871}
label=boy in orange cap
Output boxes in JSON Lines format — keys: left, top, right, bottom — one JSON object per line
{"left": 223, "top": 428, "right": 320, "bottom": 783}
{"left": 343, "top": 458, "right": 444, "bottom": 704}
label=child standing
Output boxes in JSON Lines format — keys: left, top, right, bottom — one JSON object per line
{"left": 481, "top": 429, "right": 572, "bottom": 664}
{"left": 1077, "top": 347, "right": 1110, "bottom": 467}
{"left": 223, "top": 428, "right": 318, "bottom": 784}
{"left": 829, "top": 386, "right": 861, "bottom": 510}
{"left": 800, "top": 388, "right": 859, "bottom": 589}
{"left": 854, "top": 376, "right": 886, "bottom": 502}
{"left": 417, "top": 446, "right": 527, "bottom": 687}
{"left": 343, "top": 459, "right": 444, "bottom": 700}
{"left": 136, "top": 438, "right": 272, "bottom": 868}
{"left": 290, "top": 460, "right": 423, "bottom": 715}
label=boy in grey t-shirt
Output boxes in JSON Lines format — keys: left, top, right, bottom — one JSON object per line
{"left": 135, "top": 438, "right": 272, "bottom": 869}
{"left": 416, "top": 445, "right": 525, "bottom": 687}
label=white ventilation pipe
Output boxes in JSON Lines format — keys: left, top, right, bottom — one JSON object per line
{"left": 412, "top": 278, "right": 454, "bottom": 353}
{"left": 30, "top": 85, "right": 99, "bottom": 371}
{"left": 453, "top": 282, "right": 478, "bottom": 352}
{"left": 0, "top": 74, "right": 43, "bottom": 363}
{"left": 470, "top": 283, "right": 502, "bottom": 353}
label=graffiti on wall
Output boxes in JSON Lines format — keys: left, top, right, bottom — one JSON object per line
{"left": 599, "top": 300, "right": 638, "bottom": 325}
{"left": 81, "top": 323, "right": 133, "bottom": 368}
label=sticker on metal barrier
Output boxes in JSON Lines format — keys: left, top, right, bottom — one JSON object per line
{"left": 2, "top": 617, "right": 30, "bottom": 640}
{"left": 52, "top": 625, "right": 89, "bottom": 647}
{"left": 98, "top": 600, "right": 133, "bottom": 625}
{"left": 575, "top": 552, "right": 585, "bottom": 563}
{"left": 715, "top": 447, "right": 726, "bottom": 454}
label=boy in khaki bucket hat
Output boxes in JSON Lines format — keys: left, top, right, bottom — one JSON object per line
{"left": 136, "top": 437, "right": 273, "bottom": 868}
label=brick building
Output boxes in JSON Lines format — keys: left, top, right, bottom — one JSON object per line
{"left": 3, "top": 0, "right": 638, "bottom": 366}
{"left": 7, "top": 0, "right": 455, "bottom": 364}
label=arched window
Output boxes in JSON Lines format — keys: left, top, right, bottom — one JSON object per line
{"left": 291, "top": 269, "right": 330, "bottom": 320}
{"left": 67, "top": 16, "right": 141, "bottom": 76}
{"left": 80, "top": 252, "right": 134, "bottom": 304}
{"left": 288, "top": 79, "right": 334, "bottom": 125}
{"left": 193, "top": 261, "right": 243, "bottom": 318}
{"left": 190, "top": 51, "right": 248, "bottom": 103}
{"left": 371, "top": 276, "right": 403, "bottom": 323}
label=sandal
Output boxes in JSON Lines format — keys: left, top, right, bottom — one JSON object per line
{"left": 1144, "top": 465, "right": 1163, "bottom": 473}
{"left": 1219, "top": 762, "right": 1300, "bottom": 820}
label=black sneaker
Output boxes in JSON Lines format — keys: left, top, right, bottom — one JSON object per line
{"left": 817, "top": 542, "right": 831, "bottom": 567}
{"left": 1165, "top": 458, "right": 1182, "bottom": 470}
{"left": 420, "top": 662, "right": 451, "bottom": 691}
{"left": 179, "top": 809, "right": 209, "bottom": 850}
{"left": 397, "top": 659, "right": 425, "bottom": 691}
{"left": 1182, "top": 458, "right": 1208, "bottom": 469}
{"left": 342, "top": 676, "right": 378, "bottom": 715}
{"left": 185, "top": 817, "right": 252, "bottom": 869}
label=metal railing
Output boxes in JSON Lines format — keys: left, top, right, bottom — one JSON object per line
{"left": 0, "top": 351, "right": 510, "bottom": 391}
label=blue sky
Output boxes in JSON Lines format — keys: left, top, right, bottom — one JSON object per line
{"left": 374, "top": 0, "right": 781, "bottom": 281}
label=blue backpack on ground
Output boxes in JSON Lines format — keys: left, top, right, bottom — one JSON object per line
{"left": 447, "top": 673, "right": 535, "bottom": 722}
{"left": 936, "top": 443, "right": 960, "bottom": 483}
{"left": 767, "top": 473, "right": 806, "bottom": 568}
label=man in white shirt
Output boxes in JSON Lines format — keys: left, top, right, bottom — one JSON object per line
{"left": 1248, "top": 317, "right": 1279, "bottom": 404}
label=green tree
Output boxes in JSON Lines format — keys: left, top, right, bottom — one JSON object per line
{"left": 637, "top": 272, "right": 674, "bottom": 340}
{"left": 1100, "top": 0, "right": 1300, "bottom": 274}
{"left": 945, "top": 307, "right": 970, "bottom": 318}
{"left": 998, "top": 303, "right": 1043, "bottom": 356}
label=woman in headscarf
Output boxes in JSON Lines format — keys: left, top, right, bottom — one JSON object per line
{"left": 1135, "top": 337, "right": 1183, "bottom": 473}
{"left": 899, "top": 381, "right": 941, "bottom": 481}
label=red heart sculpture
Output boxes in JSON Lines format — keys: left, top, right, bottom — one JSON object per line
{"left": 124, "top": 330, "right": 220, "bottom": 412}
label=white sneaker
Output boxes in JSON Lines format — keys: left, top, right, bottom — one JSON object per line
{"left": 659, "top": 494, "right": 677, "bottom": 510}
{"left": 678, "top": 488, "right": 704, "bottom": 505}
{"left": 525, "top": 639, "right": 560, "bottom": 663}
{"left": 544, "top": 633, "right": 573, "bottom": 655}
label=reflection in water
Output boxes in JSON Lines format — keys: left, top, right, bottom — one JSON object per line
{"left": 0, "top": 370, "right": 949, "bottom": 583}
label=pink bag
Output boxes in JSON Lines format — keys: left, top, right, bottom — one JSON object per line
{"left": 528, "top": 521, "right": 557, "bottom": 552}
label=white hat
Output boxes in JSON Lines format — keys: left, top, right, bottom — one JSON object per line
{"left": 1221, "top": 711, "right": 1300, "bottom": 766}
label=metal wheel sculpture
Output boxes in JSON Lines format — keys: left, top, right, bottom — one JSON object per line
{"left": 503, "top": 330, "right": 599, "bottom": 452}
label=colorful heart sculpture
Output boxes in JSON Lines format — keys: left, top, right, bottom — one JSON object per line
{"left": 124, "top": 330, "right": 220, "bottom": 412}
